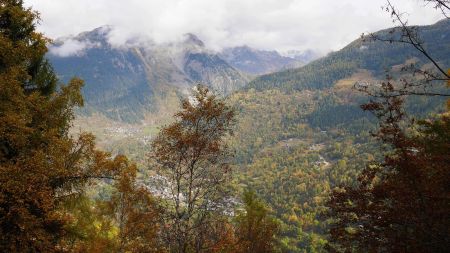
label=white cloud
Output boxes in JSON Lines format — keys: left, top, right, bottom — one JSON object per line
{"left": 25, "top": 0, "right": 444, "bottom": 53}
{"left": 49, "top": 39, "right": 100, "bottom": 57}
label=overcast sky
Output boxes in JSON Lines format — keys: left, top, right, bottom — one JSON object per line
{"left": 24, "top": 0, "right": 444, "bottom": 53}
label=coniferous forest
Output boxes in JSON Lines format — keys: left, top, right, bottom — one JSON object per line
{"left": 0, "top": 0, "right": 449, "bottom": 252}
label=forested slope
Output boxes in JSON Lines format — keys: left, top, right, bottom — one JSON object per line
{"left": 246, "top": 19, "right": 450, "bottom": 92}
{"left": 226, "top": 19, "right": 450, "bottom": 252}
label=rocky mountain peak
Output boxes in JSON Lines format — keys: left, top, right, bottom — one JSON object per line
{"left": 182, "top": 33, "right": 205, "bottom": 48}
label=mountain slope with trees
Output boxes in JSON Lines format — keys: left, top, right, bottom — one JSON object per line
{"left": 225, "top": 17, "right": 449, "bottom": 252}
{"left": 49, "top": 30, "right": 250, "bottom": 122}
{"left": 246, "top": 19, "right": 450, "bottom": 92}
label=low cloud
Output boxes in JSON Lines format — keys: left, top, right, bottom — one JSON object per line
{"left": 49, "top": 39, "right": 100, "bottom": 57}
{"left": 26, "top": 0, "right": 444, "bottom": 53}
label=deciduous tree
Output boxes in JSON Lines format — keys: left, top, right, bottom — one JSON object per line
{"left": 150, "top": 86, "right": 236, "bottom": 252}
{"left": 108, "top": 158, "right": 164, "bottom": 253}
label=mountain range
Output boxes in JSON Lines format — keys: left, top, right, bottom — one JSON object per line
{"left": 49, "top": 20, "right": 449, "bottom": 123}
{"left": 219, "top": 46, "right": 310, "bottom": 75}
{"left": 48, "top": 28, "right": 310, "bottom": 122}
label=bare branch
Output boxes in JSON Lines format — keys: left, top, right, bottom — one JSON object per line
{"left": 424, "top": 0, "right": 450, "bottom": 17}
{"left": 367, "top": 0, "right": 450, "bottom": 81}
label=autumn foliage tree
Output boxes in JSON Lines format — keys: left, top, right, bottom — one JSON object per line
{"left": 57, "top": 155, "right": 164, "bottom": 253}
{"left": 0, "top": 0, "right": 83, "bottom": 250}
{"left": 327, "top": 95, "right": 450, "bottom": 252}
{"left": 150, "top": 86, "right": 236, "bottom": 253}
{"left": 107, "top": 160, "right": 164, "bottom": 253}
{"left": 327, "top": 1, "right": 450, "bottom": 252}
{"left": 0, "top": 1, "right": 160, "bottom": 251}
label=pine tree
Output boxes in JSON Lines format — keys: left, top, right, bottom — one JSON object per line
{"left": 0, "top": 1, "right": 136, "bottom": 251}
{"left": 234, "top": 190, "right": 279, "bottom": 253}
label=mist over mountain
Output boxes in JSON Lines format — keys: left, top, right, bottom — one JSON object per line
{"left": 247, "top": 19, "right": 450, "bottom": 92}
{"left": 219, "top": 46, "right": 304, "bottom": 75}
{"left": 48, "top": 28, "right": 246, "bottom": 122}
{"left": 48, "top": 19, "right": 449, "bottom": 124}
{"left": 283, "top": 49, "right": 322, "bottom": 65}
{"left": 48, "top": 27, "right": 314, "bottom": 122}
